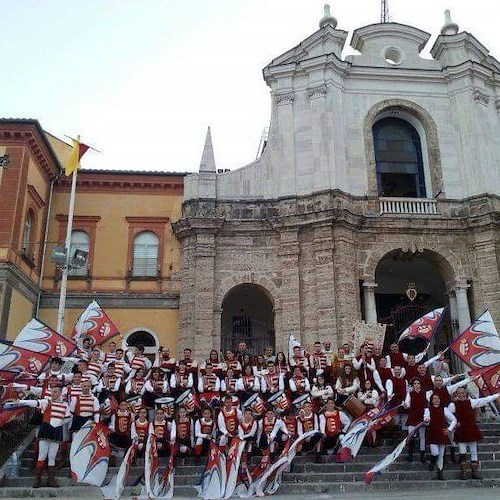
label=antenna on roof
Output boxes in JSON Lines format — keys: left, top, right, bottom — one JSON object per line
{"left": 381, "top": 0, "right": 390, "bottom": 23}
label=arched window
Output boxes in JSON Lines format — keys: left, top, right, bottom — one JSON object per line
{"left": 373, "top": 117, "right": 426, "bottom": 198}
{"left": 133, "top": 231, "right": 159, "bottom": 277}
{"left": 69, "top": 230, "right": 90, "bottom": 276}
{"left": 22, "top": 209, "right": 35, "bottom": 258}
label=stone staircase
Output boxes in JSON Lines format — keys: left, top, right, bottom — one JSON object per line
{"left": 1, "top": 422, "right": 499, "bottom": 497}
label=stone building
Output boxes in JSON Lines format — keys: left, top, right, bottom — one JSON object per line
{"left": 174, "top": 8, "right": 500, "bottom": 358}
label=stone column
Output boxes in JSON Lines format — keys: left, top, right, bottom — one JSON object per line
{"left": 362, "top": 282, "right": 378, "bottom": 324}
{"left": 279, "top": 229, "right": 301, "bottom": 343}
{"left": 454, "top": 283, "right": 471, "bottom": 333}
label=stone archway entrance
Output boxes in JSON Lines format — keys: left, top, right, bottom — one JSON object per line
{"left": 374, "top": 249, "right": 452, "bottom": 354}
{"left": 221, "top": 284, "right": 275, "bottom": 356}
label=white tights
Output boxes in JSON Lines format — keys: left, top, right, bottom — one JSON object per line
{"left": 458, "top": 441, "right": 478, "bottom": 461}
{"left": 38, "top": 440, "right": 59, "bottom": 467}
{"left": 408, "top": 425, "right": 426, "bottom": 451}
{"left": 429, "top": 444, "right": 445, "bottom": 470}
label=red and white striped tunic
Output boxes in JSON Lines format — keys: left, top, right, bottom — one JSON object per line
{"left": 39, "top": 399, "right": 70, "bottom": 427}
{"left": 72, "top": 394, "right": 98, "bottom": 417}
{"left": 129, "top": 356, "right": 147, "bottom": 372}
{"left": 66, "top": 384, "right": 82, "bottom": 401}
{"left": 87, "top": 362, "right": 102, "bottom": 379}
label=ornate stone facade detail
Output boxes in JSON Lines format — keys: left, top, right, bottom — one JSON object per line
{"left": 472, "top": 88, "right": 490, "bottom": 106}
{"left": 495, "top": 97, "right": 500, "bottom": 113}
{"left": 275, "top": 92, "right": 295, "bottom": 106}
{"left": 307, "top": 85, "right": 327, "bottom": 100}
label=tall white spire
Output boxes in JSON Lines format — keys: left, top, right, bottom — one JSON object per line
{"left": 199, "top": 126, "right": 216, "bottom": 172}
{"left": 441, "top": 9, "right": 459, "bottom": 35}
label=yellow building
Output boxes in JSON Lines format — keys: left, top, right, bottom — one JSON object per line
{"left": 0, "top": 119, "right": 186, "bottom": 354}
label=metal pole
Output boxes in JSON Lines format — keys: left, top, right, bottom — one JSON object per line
{"left": 56, "top": 147, "right": 79, "bottom": 335}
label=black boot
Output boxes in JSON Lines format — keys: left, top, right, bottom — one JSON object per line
{"left": 407, "top": 439, "right": 414, "bottom": 463}
{"left": 450, "top": 446, "right": 458, "bottom": 464}
{"left": 428, "top": 455, "right": 437, "bottom": 471}
{"left": 315, "top": 451, "right": 322, "bottom": 464}
{"left": 419, "top": 451, "right": 426, "bottom": 464}
{"left": 459, "top": 454, "right": 468, "bottom": 481}
{"left": 436, "top": 468, "right": 445, "bottom": 481}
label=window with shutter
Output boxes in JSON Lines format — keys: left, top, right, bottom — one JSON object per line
{"left": 132, "top": 231, "right": 159, "bottom": 277}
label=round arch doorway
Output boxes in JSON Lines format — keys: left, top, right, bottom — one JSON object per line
{"left": 374, "top": 249, "right": 453, "bottom": 355}
{"left": 221, "top": 284, "right": 275, "bottom": 356}
{"left": 122, "top": 328, "right": 159, "bottom": 364}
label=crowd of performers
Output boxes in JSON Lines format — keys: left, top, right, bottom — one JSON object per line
{"left": 10, "top": 337, "right": 499, "bottom": 489}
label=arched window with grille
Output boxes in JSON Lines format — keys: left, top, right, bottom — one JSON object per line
{"left": 22, "top": 209, "right": 35, "bottom": 258}
{"left": 132, "top": 231, "right": 159, "bottom": 277}
{"left": 373, "top": 117, "right": 426, "bottom": 198}
{"left": 69, "top": 230, "right": 90, "bottom": 276}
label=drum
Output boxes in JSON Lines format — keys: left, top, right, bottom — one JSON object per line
{"left": 230, "top": 394, "right": 240, "bottom": 408}
{"left": 126, "top": 395, "right": 143, "bottom": 414}
{"left": 267, "top": 390, "right": 291, "bottom": 414}
{"left": 292, "top": 394, "right": 311, "bottom": 412}
{"left": 243, "top": 393, "right": 266, "bottom": 416}
{"left": 175, "top": 389, "right": 200, "bottom": 414}
{"left": 155, "top": 397, "right": 176, "bottom": 418}
{"left": 342, "top": 395, "right": 366, "bottom": 419}
{"left": 199, "top": 391, "right": 221, "bottom": 408}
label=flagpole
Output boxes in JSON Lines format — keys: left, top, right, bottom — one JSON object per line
{"left": 56, "top": 138, "right": 79, "bottom": 335}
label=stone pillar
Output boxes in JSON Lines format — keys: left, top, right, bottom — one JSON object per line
{"left": 313, "top": 224, "right": 338, "bottom": 347}
{"left": 447, "top": 291, "right": 459, "bottom": 339}
{"left": 362, "top": 282, "right": 378, "bottom": 324}
{"left": 454, "top": 283, "right": 472, "bottom": 333}
{"left": 212, "top": 308, "right": 222, "bottom": 353}
{"left": 279, "top": 229, "right": 301, "bottom": 344}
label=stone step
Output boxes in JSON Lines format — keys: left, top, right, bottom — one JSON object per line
{"left": 14, "top": 459, "right": 500, "bottom": 478}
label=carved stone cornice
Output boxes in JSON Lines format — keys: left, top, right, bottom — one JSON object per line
{"left": 495, "top": 97, "right": 500, "bottom": 113}
{"left": 307, "top": 85, "right": 327, "bottom": 100}
{"left": 275, "top": 92, "right": 295, "bottom": 106}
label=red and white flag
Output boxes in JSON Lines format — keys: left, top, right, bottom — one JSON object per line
{"left": 156, "top": 445, "right": 176, "bottom": 499}
{"left": 224, "top": 437, "right": 246, "bottom": 499}
{"left": 398, "top": 307, "right": 445, "bottom": 343}
{"left": 451, "top": 310, "right": 500, "bottom": 369}
{"left": 0, "top": 407, "right": 26, "bottom": 427}
{"left": 70, "top": 421, "right": 110, "bottom": 486}
{"left": 72, "top": 301, "right": 120, "bottom": 346}
{"left": 14, "top": 318, "right": 76, "bottom": 357}
{"left": 364, "top": 423, "right": 424, "bottom": 484}
{"left": 196, "top": 441, "right": 227, "bottom": 499}
{"left": 100, "top": 440, "right": 138, "bottom": 499}
{"left": 0, "top": 342, "right": 50, "bottom": 375}
{"left": 470, "top": 364, "right": 500, "bottom": 395}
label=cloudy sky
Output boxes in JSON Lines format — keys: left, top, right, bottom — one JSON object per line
{"left": 1, "top": 0, "right": 499, "bottom": 173}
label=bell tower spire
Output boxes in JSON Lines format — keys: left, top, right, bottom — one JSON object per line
{"left": 199, "top": 126, "right": 216, "bottom": 172}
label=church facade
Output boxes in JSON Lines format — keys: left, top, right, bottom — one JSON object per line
{"left": 174, "top": 9, "right": 500, "bottom": 358}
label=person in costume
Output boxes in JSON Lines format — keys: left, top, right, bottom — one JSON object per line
{"left": 261, "top": 360, "right": 285, "bottom": 395}
{"left": 126, "top": 344, "right": 152, "bottom": 373}
{"left": 95, "top": 362, "right": 121, "bottom": 402}
{"left": 297, "top": 400, "right": 320, "bottom": 461}
{"left": 424, "top": 393, "right": 457, "bottom": 480}
{"left": 289, "top": 366, "right": 311, "bottom": 395}
{"left": 69, "top": 379, "right": 100, "bottom": 432}
{"left": 143, "top": 368, "right": 169, "bottom": 420}
{"left": 223, "top": 350, "right": 242, "bottom": 377}
{"left": 258, "top": 407, "right": 289, "bottom": 456}
{"left": 353, "top": 344, "right": 376, "bottom": 386}
{"left": 104, "top": 341, "right": 118, "bottom": 363}
{"left": 311, "top": 373, "right": 335, "bottom": 409}
{"left": 169, "top": 360, "right": 194, "bottom": 398}
{"left": 318, "top": 397, "right": 350, "bottom": 461}
{"left": 451, "top": 387, "right": 500, "bottom": 480}
{"left": 149, "top": 407, "right": 170, "bottom": 455}
{"left": 134, "top": 407, "right": 150, "bottom": 452}
{"left": 357, "top": 379, "right": 379, "bottom": 409}
{"left": 237, "top": 363, "right": 260, "bottom": 402}
{"left": 221, "top": 366, "right": 239, "bottom": 397}
{"left": 403, "top": 378, "right": 428, "bottom": 463}
{"left": 238, "top": 408, "right": 258, "bottom": 457}
{"left": 334, "top": 363, "right": 360, "bottom": 406}
{"left": 170, "top": 406, "right": 194, "bottom": 457}
{"left": 125, "top": 367, "right": 147, "bottom": 403}
{"left": 108, "top": 400, "right": 138, "bottom": 465}
{"left": 275, "top": 351, "right": 290, "bottom": 376}
{"left": 194, "top": 407, "right": 216, "bottom": 464}
{"left": 15, "top": 384, "right": 70, "bottom": 488}
{"left": 385, "top": 365, "right": 408, "bottom": 428}
{"left": 217, "top": 395, "right": 242, "bottom": 447}
{"left": 156, "top": 346, "right": 177, "bottom": 377}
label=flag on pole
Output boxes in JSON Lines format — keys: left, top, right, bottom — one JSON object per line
{"left": 223, "top": 437, "right": 246, "bottom": 499}
{"left": 470, "top": 364, "right": 500, "bottom": 395}
{"left": 364, "top": 423, "right": 424, "bottom": 484}
{"left": 398, "top": 307, "right": 445, "bottom": 343}
{"left": 0, "top": 407, "right": 26, "bottom": 428}
{"left": 72, "top": 301, "right": 120, "bottom": 346}
{"left": 0, "top": 342, "right": 50, "bottom": 375}
{"left": 100, "top": 440, "right": 138, "bottom": 500}
{"left": 13, "top": 318, "right": 76, "bottom": 358}
{"left": 195, "top": 441, "right": 227, "bottom": 499}
{"left": 65, "top": 138, "right": 89, "bottom": 176}
{"left": 451, "top": 310, "right": 500, "bottom": 369}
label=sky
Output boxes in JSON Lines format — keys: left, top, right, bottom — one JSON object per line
{"left": 1, "top": 0, "right": 499, "bottom": 173}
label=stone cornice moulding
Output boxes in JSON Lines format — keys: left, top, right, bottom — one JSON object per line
{"left": 307, "top": 84, "right": 327, "bottom": 100}
{"left": 56, "top": 214, "right": 101, "bottom": 223}
{"left": 472, "top": 88, "right": 490, "bottom": 106}
{"left": 27, "top": 184, "right": 46, "bottom": 209}
{"left": 125, "top": 216, "right": 170, "bottom": 224}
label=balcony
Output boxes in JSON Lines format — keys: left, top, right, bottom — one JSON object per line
{"left": 379, "top": 197, "right": 438, "bottom": 216}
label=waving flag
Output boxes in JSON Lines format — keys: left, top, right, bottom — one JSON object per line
{"left": 100, "top": 440, "right": 138, "bottom": 500}
{"left": 398, "top": 307, "right": 445, "bottom": 343}
{"left": 196, "top": 441, "right": 227, "bottom": 499}
{"left": 70, "top": 421, "right": 110, "bottom": 486}
{"left": 0, "top": 342, "right": 50, "bottom": 375}
{"left": 0, "top": 370, "right": 37, "bottom": 383}
{"left": 65, "top": 137, "right": 90, "bottom": 176}
{"left": 470, "top": 364, "right": 500, "bottom": 395}
{"left": 368, "top": 404, "right": 403, "bottom": 432}
{"left": 72, "top": 301, "right": 120, "bottom": 346}
{"left": 0, "top": 407, "right": 26, "bottom": 427}
{"left": 155, "top": 445, "right": 176, "bottom": 499}
{"left": 223, "top": 437, "right": 246, "bottom": 499}
{"left": 235, "top": 451, "right": 271, "bottom": 498}
{"left": 13, "top": 318, "right": 76, "bottom": 357}
{"left": 143, "top": 433, "right": 162, "bottom": 498}
{"left": 451, "top": 310, "right": 500, "bottom": 369}
{"left": 365, "top": 423, "right": 424, "bottom": 484}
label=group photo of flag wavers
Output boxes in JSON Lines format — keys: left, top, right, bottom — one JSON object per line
{"left": 0, "top": 303, "right": 499, "bottom": 499}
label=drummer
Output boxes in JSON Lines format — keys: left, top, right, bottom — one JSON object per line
{"left": 310, "top": 341, "right": 330, "bottom": 380}
{"left": 311, "top": 374, "right": 335, "bottom": 411}
{"left": 289, "top": 345, "right": 310, "bottom": 374}
{"left": 236, "top": 364, "right": 260, "bottom": 403}
{"left": 169, "top": 360, "right": 194, "bottom": 398}
{"left": 197, "top": 362, "right": 221, "bottom": 393}
{"left": 143, "top": 368, "right": 169, "bottom": 420}
{"left": 334, "top": 364, "right": 360, "bottom": 406}
{"left": 200, "top": 350, "right": 225, "bottom": 377}
{"left": 221, "top": 367, "right": 239, "bottom": 397}
{"left": 318, "top": 397, "right": 350, "bottom": 461}
{"left": 289, "top": 366, "right": 311, "bottom": 395}
{"left": 260, "top": 361, "right": 285, "bottom": 396}
{"left": 223, "top": 350, "right": 242, "bottom": 377}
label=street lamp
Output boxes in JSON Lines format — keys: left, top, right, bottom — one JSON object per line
{"left": 50, "top": 246, "right": 88, "bottom": 272}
